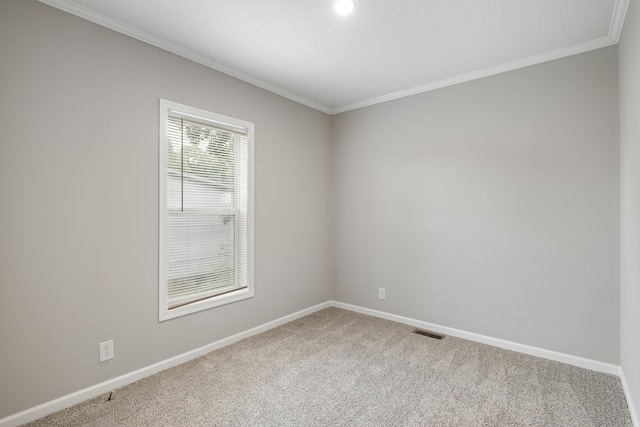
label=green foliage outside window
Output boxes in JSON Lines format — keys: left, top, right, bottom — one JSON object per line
{"left": 167, "top": 118, "right": 236, "bottom": 187}
{"left": 166, "top": 118, "right": 239, "bottom": 303}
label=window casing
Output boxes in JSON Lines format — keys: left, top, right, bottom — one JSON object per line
{"left": 159, "top": 100, "right": 253, "bottom": 321}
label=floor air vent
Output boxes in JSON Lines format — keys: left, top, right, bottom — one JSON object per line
{"left": 413, "top": 329, "right": 445, "bottom": 340}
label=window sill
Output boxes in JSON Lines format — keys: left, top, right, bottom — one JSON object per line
{"left": 159, "top": 286, "right": 254, "bottom": 321}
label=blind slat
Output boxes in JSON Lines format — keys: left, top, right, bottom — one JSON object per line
{"left": 165, "top": 114, "right": 248, "bottom": 309}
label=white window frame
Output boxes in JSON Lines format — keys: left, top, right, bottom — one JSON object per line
{"left": 159, "top": 99, "right": 254, "bottom": 321}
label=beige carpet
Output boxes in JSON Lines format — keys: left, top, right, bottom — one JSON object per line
{"left": 23, "top": 308, "right": 632, "bottom": 426}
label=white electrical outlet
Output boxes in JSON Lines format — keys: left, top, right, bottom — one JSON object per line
{"left": 99, "top": 340, "right": 114, "bottom": 362}
{"left": 378, "top": 287, "right": 386, "bottom": 300}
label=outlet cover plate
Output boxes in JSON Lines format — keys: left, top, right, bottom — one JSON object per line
{"left": 99, "top": 340, "right": 114, "bottom": 362}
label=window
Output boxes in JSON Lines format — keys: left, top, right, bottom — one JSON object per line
{"left": 159, "top": 100, "right": 253, "bottom": 321}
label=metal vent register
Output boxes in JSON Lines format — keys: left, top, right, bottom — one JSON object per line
{"left": 413, "top": 328, "right": 445, "bottom": 340}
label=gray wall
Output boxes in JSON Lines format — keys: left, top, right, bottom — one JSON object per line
{"left": 0, "top": 0, "right": 630, "bottom": 421}
{"left": 332, "top": 46, "right": 620, "bottom": 363}
{"left": 619, "top": 0, "right": 640, "bottom": 419}
{"left": 0, "top": 0, "right": 332, "bottom": 418}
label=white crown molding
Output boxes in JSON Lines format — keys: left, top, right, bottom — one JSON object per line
{"left": 330, "top": 35, "right": 618, "bottom": 114}
{"left": 36, "top": 0, "right": 332, "bottom": 114}
{"left": 610, "top": 0, "right": 630, "bottom": 42}
{"left": 38, "top": 0, "right": 628, "bottom": 117}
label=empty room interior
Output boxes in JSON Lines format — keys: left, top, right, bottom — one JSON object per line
{"left": 1, "top": 0, "right": 640, "bottom": 425}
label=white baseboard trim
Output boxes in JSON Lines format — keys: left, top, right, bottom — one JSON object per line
{"left": 2, "top": 300, "right": 632, "bottom": 427}
{"left": 330, "top": 301, "right": 621, "bottom": 376}
{"left": 0, "top": 301, "right": 330, "bottom": 427}
{"left": 620, "top": 368, "right": 639, "bottom": 427}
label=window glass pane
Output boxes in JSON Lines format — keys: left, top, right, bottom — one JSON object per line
{"left": 162, "top": 109, "right": 249, "bottom": 313}
{"left": 167, "top": 212, "right": 236, "bottom": 308}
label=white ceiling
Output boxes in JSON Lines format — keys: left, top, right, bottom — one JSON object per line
{"left": 39, "top": 0, "right": 628, "bottom": 114}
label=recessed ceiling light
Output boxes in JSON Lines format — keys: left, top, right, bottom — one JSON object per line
{"left": 335, "top": 0, "right": 355, "bottom": 15}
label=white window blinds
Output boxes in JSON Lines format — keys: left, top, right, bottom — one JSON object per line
{"left": 160, "top": 100, "right": 252, "bottom": 319}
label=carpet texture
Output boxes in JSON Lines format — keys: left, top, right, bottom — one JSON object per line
{"left": 23, "top": 308, "right": 632, "bottom": 426}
